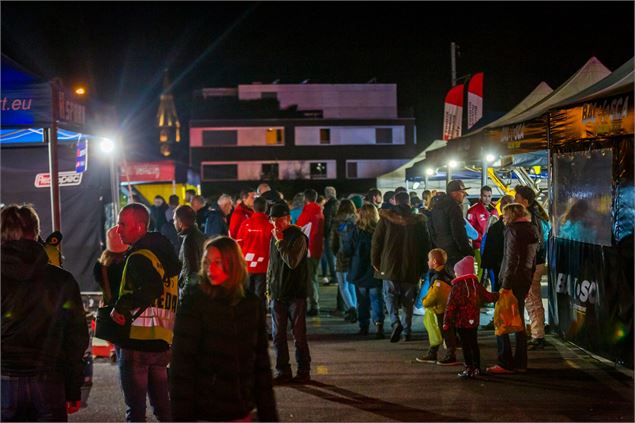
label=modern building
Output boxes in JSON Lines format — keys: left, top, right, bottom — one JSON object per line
{"left": 189, "top": 83, "right": 423, "bottom": 197}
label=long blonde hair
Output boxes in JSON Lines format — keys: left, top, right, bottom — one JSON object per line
{"left": 198, "top": 236, "right": 246, "bottom": 304}
{"left": 503, "top": 203, "right": 530, "bottom": 223}
{"left": 357, "top": 204, "right": 379, "bottom": 232}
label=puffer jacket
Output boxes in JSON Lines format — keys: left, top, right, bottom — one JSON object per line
{"left": 499, "top": 217, "right": 540, "bottom": 293}
{"left": 371, "top": 205, "right": 431, "bottom": 284}
{"left": 170, "top": 281, "right": 278, "bottom": 422}
{"left": 444, "top": 274, "right": 499, "bottom": 329}
{"left": 429, "top": 194, "right": 473, "bottom": 265}
{"left": 421, "top": 267, "right": 453, "bottom": 314}
{"left": 330, "top": 214, "right": 357, "bottom": 272}
{"left": 1, "top": 239, "right": 89, "bottom": 402}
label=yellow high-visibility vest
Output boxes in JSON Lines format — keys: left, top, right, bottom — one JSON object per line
{"left": 119, "top": 249, "right": 178, "bottom": 345}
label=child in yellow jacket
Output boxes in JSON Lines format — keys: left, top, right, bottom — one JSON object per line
{"left": 415, "top": 248, "right": 459, "bottom": 365}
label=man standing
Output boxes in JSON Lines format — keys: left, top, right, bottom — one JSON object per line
{"left": 430, "top": 180, "right": 474, "bottom": 272}
{"left": 321, "top": 186, "right": 338, "bottom": 286}
{"left": 366, "top": 188, "right": 383, "bottom": 208}
{"left": 372, "top": 192, "right": 432, "bottom": 343}
{"left": 204, "top": 194, "right": 233, "bottom": 238}
{"left": 229, "top": 188, "right": 256, "bottom": 238}
{"left": 190, "top": 195, "right": 208, "bottom": 232}
{"left": 266, "top": 203, "right": 312, "bottom": 384}
{"left": 514, "top": 185, "right": 550, "bottom": 350}
{"left": 174, "top": 205, "right": 207, "bottom": 295}
{"left": 296, "top": 189, "right": 325, "bottom": 316}
{"left": 467, "top": 185, "right": 498, "bottom": 278}
{"left": 111, "top": 203, "right": 181, "bottom": 422}
{"left": 237, "top": 196, "right": 273, "bottom": 307}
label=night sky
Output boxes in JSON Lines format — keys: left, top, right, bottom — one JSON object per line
{"left": 2, "top": 1, "right": 633, "bottom": 161}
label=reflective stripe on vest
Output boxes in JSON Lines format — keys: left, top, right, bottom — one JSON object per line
{"left": 120, "top": 249, "right": 178, "bottom": 344}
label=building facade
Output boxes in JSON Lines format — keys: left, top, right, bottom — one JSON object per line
{"left": 189, "top": 83, "right": 421, "bottom": 197}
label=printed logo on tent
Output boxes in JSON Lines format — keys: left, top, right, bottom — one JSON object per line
{"left": 34, "top": 171, "right": 83, "bottom": 188}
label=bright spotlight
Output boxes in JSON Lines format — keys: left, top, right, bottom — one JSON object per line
{"left": 448, "top": 160, "right": 458, "bottom": 169}
{"left": 99, "top": 138, "right": 115, "bottom": 154}
{"left": 425, "top": 168, "right": 435, "bottom": 176}
{"left": 412, "top": 182, "right": 421, "bottom": 189}
{"left": 485, "top": 153, "right": 497, "bottom": 163}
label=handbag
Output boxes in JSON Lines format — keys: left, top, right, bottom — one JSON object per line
{"left": 493, "top": 289, "right": 524, "bottom": 336}
{"left": 94, "top": 305, "right": 147, "bottom": 345}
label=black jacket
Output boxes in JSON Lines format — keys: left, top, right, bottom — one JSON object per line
{"left": 499, "top": 219, "right": 540, "bottom": 293}
{"left": 170, "top": 282, "right": 278, "bottom": 422}
{"left": 1, "top": 240, "right": 89, "bottom": 402}
{"left": 481, "top": 218, "right": 505, "bottom": 271}
{"left": 266, "top": 225, "right": 309, "bottom": 301}
{"left": 429, "top": 194, "right": 473, "bottom": 265}
{"left": 323, "top": 197, "right": 339, "bottom": 241}
{"left": 371, "top": 205, "right": 431, "bottom": 284}
{"left": 114, "top": 231, "right": 181, "bottom": 352}
{"left": 178, "top": 225, "right": 207, "bottom": 288}
{"left": 347, "top": 225, "right": 382, "bottom": 288}
{"left": 205, "top": 208, "right": 229, "bottom": 237}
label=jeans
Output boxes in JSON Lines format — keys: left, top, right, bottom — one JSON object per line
{"left": 457, "top": 328, "right": 480, "bottom": 369}
{"left": 383, "top": 280, "right": 417, "bottom": 336}
{"left": 496, "top": 288, "right": 528, "bottom": 370}
{"left": 271, "top": 298, "right": 311, "bottom": 377}
{"left": 306, "top": 258, "right": 320, "bottom": 311}
{"left": 118, "top": 348, "right": 171, "bottom": 422}
{"left": 320, "top": 240, "right": 336, "bottom": 280}
{"left": 247, "top": 273, "right": 267, "bottom": 309}
{"left": 356, "top": 286, "right": 385, "bottom": 329}
{"left": 336, "top": 272, "right": 357, "bottom": 310}
{"left": 1, "top": 373, "right": 66, "bottom": 422}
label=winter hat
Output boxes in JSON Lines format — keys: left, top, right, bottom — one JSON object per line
{"left": 454, "top": 256, "right": 475, "bottom": 277}
{"left": 269, "top": 202, "right": 290, "bottom": 218}
{"left": 107, "top": 226, "right": 128, "bottom": 253}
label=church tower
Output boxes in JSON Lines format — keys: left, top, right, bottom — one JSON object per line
{"left": 156, "top": 69, "right": 181, "bottom": 157}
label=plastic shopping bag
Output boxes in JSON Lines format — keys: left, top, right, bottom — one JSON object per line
{"left": 493, "top": 289, "right": 524, "bottom": 336}
{"left": 423, "top": 308, "right": 443, "bottom": 346}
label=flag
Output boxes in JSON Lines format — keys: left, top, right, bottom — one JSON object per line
{"left": 467, "top": 72, "right": 484, "bottom": 129}
{"left": 75, "top": 138, "right": 88, "bottom": 173}
{"left": 443, "top": 84, "right": 464, "bottom": 140}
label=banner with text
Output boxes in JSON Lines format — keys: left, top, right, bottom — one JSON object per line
{"left": 467, "top": 72, "right": 484, "bottom": 130}
{"left": 443, "top": 84, "right": 464, "bottom": 141}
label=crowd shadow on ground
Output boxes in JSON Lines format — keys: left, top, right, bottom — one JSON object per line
{"left": 289, "top": 380, "right": 469, "bottom": 422}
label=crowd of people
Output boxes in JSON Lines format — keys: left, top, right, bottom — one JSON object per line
{"left": 1, "top": 178, "right": 551, "bottom": 421}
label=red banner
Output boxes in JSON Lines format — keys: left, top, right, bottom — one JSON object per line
{"left": 120, "top": 161, "right": 175, "bottom": 183}
{"left": 467, "top": 72, "right": 484, "bottom": 130}
{"left": 443, "top": 84, "right": 464, "bottom": 140}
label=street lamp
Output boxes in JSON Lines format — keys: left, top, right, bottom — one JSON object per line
{"left": 99, "top": 136, "right": 119, "bottom": 219}
{"left": 447, "top": 159, "right": 458, "bottom": 186}
{"left": 75, "top": 87, "right": 86, "bottom": 96}
{"left": 424, "top": 167, "right": 434, "bottom": 189}
{"left": 482, "top": 152, "right": 497, "bottom": 188}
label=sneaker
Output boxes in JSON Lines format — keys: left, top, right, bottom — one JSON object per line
{"left": 292, "top": 373, "right": 311, "bottom": 384}
{"left": 321, "top": 277, "right": 330, "bottom": 285}
{"left": 437, "top": 355, "right": 460, "bottom": 366}
{"left": 527, "top": 338, "right": 545, "bottom": 350}
{"left": 273, "top": 373, "right": 292, "bottom": 385}
{"left": 375, "top": 323, "right": 385, "bottom": 339}
{"left": 470, "top": 367, "right": 481, "bottom": 377}
{"left": 486, "top": 364, "right": 514, "bottom": 375}
{"left": 390, "top": 324, "right": 403, "bottom": 343}
{"left": 457, "top": 367, "right": 473, "bottom": 379}
{"left": 415, "top": 352, "right": 437, "bottom": 363}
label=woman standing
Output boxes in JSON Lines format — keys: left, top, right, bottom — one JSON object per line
{"left": 346, "top": 204, "right": 385, "bottom": 337}
{"left": 169, "top": 237, "right": 278, "bottom": 421}
{"left": 330, "top": 199, "right": 358, "bottom": 322}
{"left": 486, "top": 203, "right": 540, "bottom": 374}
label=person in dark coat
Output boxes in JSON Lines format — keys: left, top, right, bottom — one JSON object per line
{"left": 170, "top": 237, "right": 278, "bottom": 422}
{"left": 481, "top": 195, "right": 514, "bottom": 293}
{"left": 321, "top": 186, "right": 339, "bottom": 285}
{"left": 204, "top": 194, "right": 233, "bottom": 238}
{"left": 346, "top": 204, "right": 385, "bottom": 338}
{"left": 372, "top": 192, "right": 432, "bottom": 343}
{"left": 330, "top": 199, "right": 358, "bottom": 323}
{"left": 429, "top": 180, "right": 474, "bottom": 272}
{"left": 174, "top": 205, "right": 207, "bottom": 295}
{"left": 1, "top": 204, "right": 89, "bottom": 421}
{"left": 149, "top": 195, "right": 168, "bottom": 232}
{"left": 486, "top": 203, "right": 540, "bottom": 375}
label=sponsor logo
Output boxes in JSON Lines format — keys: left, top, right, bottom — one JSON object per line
{"left": 34, "top": 171, "right": 83, "bottom": 188}
{"left": 555, "top": 272, "right": 599, "bottom": 308}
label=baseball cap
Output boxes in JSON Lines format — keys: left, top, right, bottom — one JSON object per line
{"left": 447, "top": 180, "right": 470, "bottom": 193}
{"left": 268, "top": 202, "right": 290, "bottom": 218}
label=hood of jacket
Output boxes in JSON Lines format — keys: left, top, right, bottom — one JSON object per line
{"left": 1, "top": 239, "right": 49, "bottom": 281}
{"left": 379, "top": 206, "right": 425, "bottom": 226}
{"left": 302, "top": 201, "right": 322, "bottom": 217}
{"left": 132, "top": 232, "right": 181, "bottom": 277}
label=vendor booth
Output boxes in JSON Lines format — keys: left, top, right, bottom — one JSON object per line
{"left": 546, "top": 58, "right": 634, "bottom": 368}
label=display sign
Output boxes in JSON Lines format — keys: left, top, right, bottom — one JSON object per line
{"left": 34, "top": 171, "right": 83, "bottom": 188}
{"left": 120, "top": 161, "right": 175, "bottom": 183}
{"left": 75, "top": 139, "right": 88, "bottom": 173}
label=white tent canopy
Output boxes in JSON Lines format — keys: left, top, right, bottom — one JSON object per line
{"left": 376, "top": 139, "right": 445, "bottom": 190}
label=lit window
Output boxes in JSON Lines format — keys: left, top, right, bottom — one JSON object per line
{"left": 310, "top": 162, "right": 328, "bottom": 179}
{"left": 266, "top": 128, "right": 283, "bottom": 145}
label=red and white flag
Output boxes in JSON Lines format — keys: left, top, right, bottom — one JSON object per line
{"left": 443, "top": 84, "right": 464, "bottom": 140}
{"left": 467, "top": 72, "right": 484, "bottom": 129}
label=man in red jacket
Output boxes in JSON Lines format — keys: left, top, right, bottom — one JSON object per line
{"left": 229, "top": 188, "right": 256, "bottom": 238}
{"left": 236, "top": 196, "right": 273, "bottom": 306}
{"left": 466, "top": 185, "right": 498, "bottom": 279}
{"left": 296, "top": 188, "right": 325, "bottom": 316}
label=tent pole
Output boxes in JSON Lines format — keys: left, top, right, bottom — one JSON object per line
{"left": 47, "top": 84, "right": 61, "bottom": 233}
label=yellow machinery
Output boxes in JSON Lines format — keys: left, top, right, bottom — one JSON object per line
{"left": 133, "top": 183, "right": 200, "bottom": 205}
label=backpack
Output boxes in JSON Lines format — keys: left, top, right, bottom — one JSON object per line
{"left": 339, "top": 220, "right": 356, "bottom": 258}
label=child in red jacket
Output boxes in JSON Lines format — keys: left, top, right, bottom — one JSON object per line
{"left": 443, "top": 256, "right": 499, "bottom": 378}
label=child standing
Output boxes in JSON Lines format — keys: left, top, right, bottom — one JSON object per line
{"left": 444, "top": 256, "right": 499, "bottom": 378}
{"left": 416, "top": 248, "right": 459, "bottom": 365}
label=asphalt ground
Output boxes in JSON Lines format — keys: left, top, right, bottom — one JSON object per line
{"left": 72, "top": 283, "right": 634, "bottom": 422}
